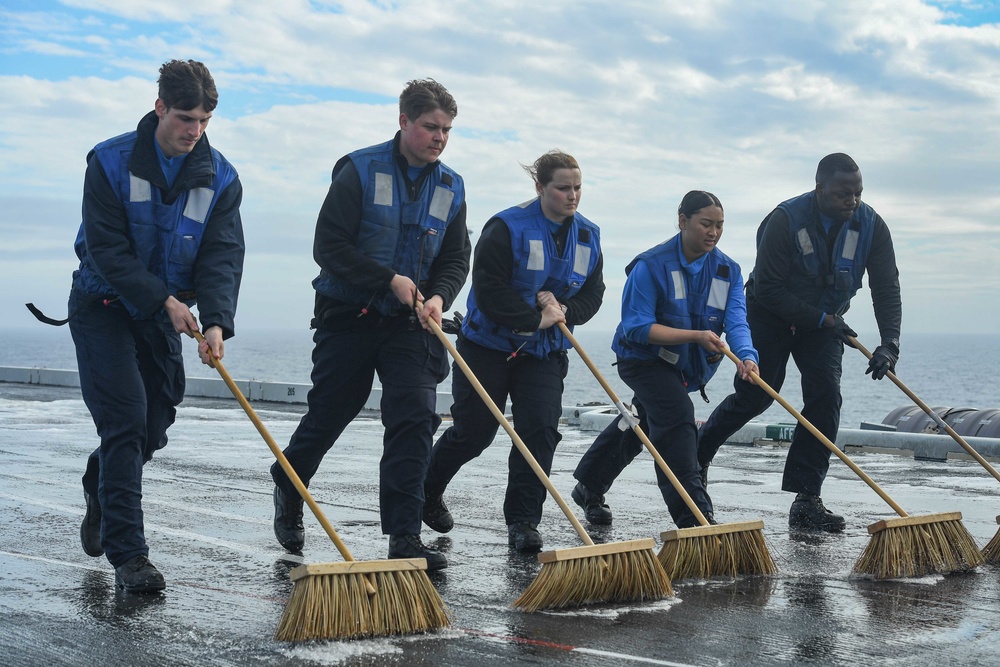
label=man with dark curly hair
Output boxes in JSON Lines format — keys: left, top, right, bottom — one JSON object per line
{"left": 70, "top": 59, "right": 245, "bottom": 592}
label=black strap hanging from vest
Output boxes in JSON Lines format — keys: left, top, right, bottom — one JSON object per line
{"left": 25, "top": 302, "right": 72, "bottom": 326}
{"left": 25, "top": 294, "right": 118, "bottom": 326}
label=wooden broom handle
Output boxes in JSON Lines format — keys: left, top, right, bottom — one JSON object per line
{"left": 848, "top": 335, "right": 1000, "bottom": 484}
{"left": 557, "top": 322, "right": 710, "bottom": 526}
{"left": 192, "top": 331, "right": 362, "bottom": 564}
{"left": 720, "top": 346, "right": 909, "bottom": 518}
{"left": 425, "top": 315, "right": 595, "bottom": 546}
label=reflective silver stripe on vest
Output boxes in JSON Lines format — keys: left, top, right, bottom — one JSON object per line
{"left": 129, "top": 174, "right": 151, "bottom": 203}
{"left": 573, "top": 243, "right": 591, "bottom": 275}
{"left": 374, "top": 172, "right": 393, "bottom": 206}
{"left": 183, "top": 187, "right": 215, "bottom": 223}
{"left": 841, "top": 228, "right": 859, "bottom": 260}
{"left": 797, "top": 228, "right": 814, "bottom": 255}
{"left": 708, "top": 277, "right": 729, "bottom": 310}
{"left": 658, "top": 348, "right": 680, "bottom": 364}
{"left": 428, "top": 186, "right": 454, "bottom": 221}
{"left": 670, "top": 270, "right": 686, "bottom": 300}
{"left": 527, "top": 239, "right": 545, "bottom": 271}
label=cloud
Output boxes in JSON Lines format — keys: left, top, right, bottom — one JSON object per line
{"left": 1, "top": 0, "right": 999, "bottom": 335}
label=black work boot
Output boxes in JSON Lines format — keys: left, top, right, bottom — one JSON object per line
{"left": 114, "top": 555, "right": 165, "bottom": 594}
{"left": 677, "top": 510, "right": 718, "bottom": 529}
{"left": 507, "top": 522, "right": 543, "bottom": 551}
{"left": 273, "top": 486, "right": 305, "bottom": 552}
{"left": 788, "top": 493, "right": 846, "bottom": 532}
{"left": 422, "top": 492, "right": 454, "bottom": 533}
{"left": 699, "top": 463, "right": 710, "bottom": 489}
{"left": 387, "top": 534, "right": 447, "bottom": 571}
{"left": 571, "top": 482, "right": 612, "bottom": 525}
{"left": 80, "top": 491, "right": 103, "bottom": 557}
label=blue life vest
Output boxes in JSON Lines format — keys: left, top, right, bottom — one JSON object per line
{"left": 312, "top": 139, "right": 465, "bottom": 316}
{"left": 72, "top": 130, "right": 238, "bottom": 318}
{"left": 613, "top": 234, "right": 740, "bottom": 392}
{"left": 771, "top": 191, "right": 876, "bottom": 316}
{"left": 462, "top": 198, "right": 601, "bottom": 358}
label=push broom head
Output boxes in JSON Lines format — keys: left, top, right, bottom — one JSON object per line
{"left": 275, "top": 559, "right": 452, "bottom": 642}
{"left": 853, "top": 512, "right": 984, "bottom": 579}
{"left": 512, "top": 539, "right": 673, "bottom": 613}
{"left": 982, "top": 516, "right": 1000, "bottom": 564}
{"left": 188, "top": 331, "right": 451, "bottom": 642}
{"left": 659, "top": 520, "right": 778, "bottom": 581}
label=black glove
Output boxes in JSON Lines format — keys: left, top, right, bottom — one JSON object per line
{"left": 831, "top": 315, "right": 858, "bottom": 347}
{"left": 440, "top": 311, "right": 464, "bottom": 335}
{"left": 866, "top": 341, "right": 899, "bottom": 380}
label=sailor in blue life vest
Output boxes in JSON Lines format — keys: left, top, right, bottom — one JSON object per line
{"left": 420, "top": 150, "right": 605, "bottom": 551}
{"left": 67, "top": 60, "right": 245, "bottom": 593}
{"left": 571, "top": 191, "right": 758, "bottom": 528}
{"left": 270, "top": 79, "right": 470, "bottom": 571}
{"left": 697, "top": 153, "right": 902, "bottom": 532}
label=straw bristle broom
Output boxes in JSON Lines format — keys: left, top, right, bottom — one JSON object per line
{"left": 719, "top": 346, "right": 983, "bottom": 578}
{"left": 426, "top": 318, "right": 672, "bottom": 612}
{"left": 193, "top": 332, "right": 450, "bottom": 641}
{"left": 559, "top": 323, "right": 776, "bottom": 580}
{"left": 848, "top": 335, "right": 1000, "bottom": 564}
{"left": 983, "top": 518, "right": 1000, "bottom": 563}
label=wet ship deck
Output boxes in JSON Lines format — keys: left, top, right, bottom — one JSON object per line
{"left": 2, "top": 381, "right": 999, "bottom": 666}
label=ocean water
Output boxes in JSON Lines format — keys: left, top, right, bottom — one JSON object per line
{"left": 1, "top": 325, "right": 997, "bottom": 429}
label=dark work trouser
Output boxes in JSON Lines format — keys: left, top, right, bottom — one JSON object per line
{"left": 697, "top": 302, "right": 844, "bottom": 496}
{"left": 271, "top": 314, "right": 448, "bottom": 536}
{"left": 70, "top": 289, "right": 185, "bottom": 568}
{"left": 574, "top": 358, "right": 712, "bottom": 527}
{"left": 424, "top": 338, "right": 568, "bottom": 527}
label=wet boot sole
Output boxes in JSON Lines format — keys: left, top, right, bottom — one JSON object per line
{"left": 115, "top": 574, "right": 166, "bottom": 594}
{"left": 788, "top": 515, "right": 847, "bottom": 532}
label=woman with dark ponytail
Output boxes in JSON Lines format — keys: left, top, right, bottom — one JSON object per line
{"left": 571, "top": 191, "right": 758, "bottom": 528}
{"left": 421, "top": 150, "right": 606, "bottom": 552}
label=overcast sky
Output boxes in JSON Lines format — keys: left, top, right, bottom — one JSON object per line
{"left": 2, "top": 0, "right": 999, "bottom": 339}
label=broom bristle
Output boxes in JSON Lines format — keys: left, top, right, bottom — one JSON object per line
{"left": 512, "top": 541, "right": 672, "bottom": 613}
{"left": 853, "top": 514, "right": 984, "bottom": 579}
{"left": 275, "top": 568, "right": 451, "bottom": 641}
{"left": 983, "top": 518, "right": 1000, "bottom": 564}
{"left": 658, "top": 522, "right": 777, "bottom": 581}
